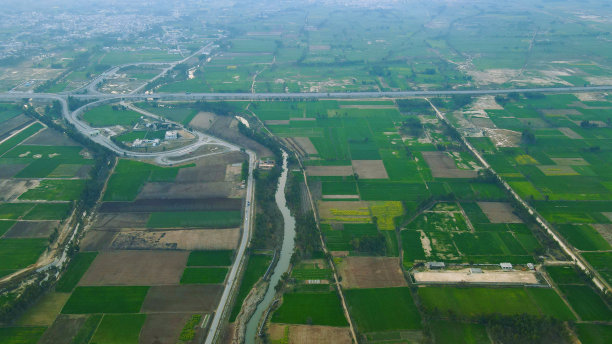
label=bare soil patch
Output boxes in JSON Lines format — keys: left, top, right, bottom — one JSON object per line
{"left": 4, "top": 221, "right": 58, "bottom": 238}
{"left": 0, "top": 114, "right": 32, "bottom": 139}
{"left": 264, "top": 120, "right": 290, "bottom": 125}
{"left": 175, "top": 163, "right": 222, "bottom": 184}
{"left": 79, "top": 230, "right": 117, "bottom": 251}
{"left": 269, "top": 324, "right": 352, "bottom": 344}
{"left": 477, "top": 202, "right": 522, "bottom": 223}
{"left": 141, "top": 285, "right": 223, "bottom": 313}
{"left": 322, "top": 195, "right": 359, "bottom": 200}
{"left": 483, "top": 128, "right": 521, "bottom": 147}
{"left": 38, "top": 315, "right": 88, "bottom": 344}
{"left": 293, "top": 137, "right": 318, "bottom": 155}
{"left": 92, "top": 213, "right": 150, "bottom": 229}
{"left": 140, "top": 313, "right": 193, "bottom": 344}
{"left": 176, "top": 153, "right": 244, "bottom": 184}
{"left": 422, "top": 151, "right": 477, "bottom": 178}
{"left": 468, "top": 69, "right": 521, "bottom": 86}
{"left": 208, "top": 116, "right": 272, "bottom": 158}
{"left": 470, "top": 117, "right": 496, "bottom": 129}
{"left": 0, "top": 179, "right": 39, "bottom": 201}
{"left": 138, "top": 182, "right": 238, "bottom": 199}
{"left": 0, "top": 164, "right": 27, "bottom": 179}
{"left": 558, "top": 127, "right": 583, "bottom": 139}
{"left": 550, "top": 157, "right": 588, "bottom": 166}
{"left": 542, "top": 109, "right": 581, "bottom": 116}
{"left": 189, "top": 111, "right": 217, "bottom": 130}
{"left": 339, "top": 105, "right": 396, "bottom": 109}
{"left": 111, "top": 228, "right": 240, "bottom": 250}
{"left": 470, "top": 95, "right": 504, "bottom": 111}
{"left": 352, "top": 160, "right": 389, "bottom": 179}
{"left": 23, "top": 128, "right": 78, "bottom": 146}
{"left": 338, "top": 256, "right": 406, "bottom": 288}
{"left": 413, "top": 269, "right": 538, "bottom": 284}
{"left": 306, "top": 165, "right": 353, "bottom": 177}
{"left": 79, "top": 250, "right": 188, "bottom": 286}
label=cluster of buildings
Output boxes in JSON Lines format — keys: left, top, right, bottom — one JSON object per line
{"left": 131, "top": 130, "right": 179, "bottom": 148}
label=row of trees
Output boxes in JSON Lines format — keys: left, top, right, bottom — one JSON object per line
{"left": 0, "top": 103, "right": 117, "bottom": 324}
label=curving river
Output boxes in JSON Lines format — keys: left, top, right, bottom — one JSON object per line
{"left": 245, "top": 150, "right": 296, "bottom": 343}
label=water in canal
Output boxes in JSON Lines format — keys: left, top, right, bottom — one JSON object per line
{"left": 244, "top": 150, "right": 296, "bottom": 343}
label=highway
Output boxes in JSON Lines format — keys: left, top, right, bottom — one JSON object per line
{"left": 3, "top": 85, "right": 612, "bottom": 104}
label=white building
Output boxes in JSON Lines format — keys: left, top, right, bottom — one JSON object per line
{"left": 165, "top": 130, "right": 178, "bottom": 140}
{"left": 500, "top": 262, "right": 513, "bottom": 271}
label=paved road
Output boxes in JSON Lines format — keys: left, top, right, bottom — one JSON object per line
{"left": 205, "top": 149, "right": 256, "bottom": 344}
{"left": 426, "top": 98, "right": 611, "bottom": 294}
{"left": 3, "top": 85, "right": 612, "bottom": 103}
{"left": 36, "top": 95, "right": 241, "bottom": 166}
{"left": 69, "top": 42, "right": 216, "bottom": 96}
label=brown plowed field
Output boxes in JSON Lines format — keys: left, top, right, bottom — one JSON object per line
{"left": 141, "top": 285, "right": 223, "bottom": 313}
{"left": 38, "top": 315, "right": 88, "bottom": 344}
{"left": 4, "top": 221, "right": 59, "bottom": 238}
{"left": 477, "top": 202, "right": 522, "bottom": 223}
{"left": 79, "top": 230, "right": 117, "bottom": 251}
{"left": 351, "top": 160, "right": 389, "bottom": 179}
{"left": 23, "top": 128, "right": 79, "bottom": 146}
{"left": 306, "top": 165, "right": 353, "bottom": 177}
{"left": 268, "top": 324, "right": 352, "bottom": 344}
{"left": 139, "top": 313, "right": 194, "bottom": 344}
{"left": 110, "top": 228, "right": 240, "bottom": 250}
{"left": 78, "top": 250, "right": 188, "bottom": 286}
{"left": 338, "top": 256, "right": 407, "bottom": 288}
{"left": 137, "top": 182, "right": 236, "bottom": 199}
{"left": 422, "top": 151, "right": 477, "bottom": 178}
{"left": 99, "top": 198, "right": 242, "bottom": 213}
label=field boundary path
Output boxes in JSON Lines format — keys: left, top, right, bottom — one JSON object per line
{"left": 297, "top": 158, "right": 359, "bottom": 343}
{"left": 426, "top": 98, "right": 611, "bottom": 294}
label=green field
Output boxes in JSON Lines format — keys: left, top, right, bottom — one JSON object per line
{"left": 90, "top": 314, "right": 146, "bottom": 344}
{"left": 0, "top": 327, "right": 46, "bottom": 344}
{"left": 71, "top": 314, "right": 102, "bottom": 344}
{"left": 0, "top": 238, "right": 48, "bottom": 274}
{"left": 55, "top": 252, "right": 98, "bottom": 292}
{"left": 0, "top": 203, "right": 35, "bottom": 219}
{"left": 19, "top": 180, "right": 85, "bottom": 201}
{"left": 271, "top": 292, "right": 348, "bottom": 327}
{"left": 430, "top": 321, "right": 490, "bottom": 344}
{"left": 103, "top": 159, "right": 187, "bottom": 201}
{"left": 230, "top": 254, "right": 272, "bottom": 321}
{"left": 344, "top": 287, "right": 422, "bottom": 332}
{"left": 22, "top": 203, "right": 72, "bottom": 221}
{"left": 187, "top": 250, "right": 234, "bottom": 266}
{"left": 61, "top": 286, "right": 149, "bottom": 314}
{"left": 546, "top": 265, "right": 584, "bottom": 285}
{"left": 82, "top": 105, "right": 143, "bottom": 126}
{"left": 147, "top": 211, "right": 242, "bottom": 228}
{"left": 418, "top": 287, "right": 573, "bottom": 319}
{"left": 576, "top": 324, "right": 612, "bottom": 344}
{"left": 180, "top": 267, "right": 229, "bottom": 284}
{"left": 0, "top": 123, "right": 44, "bottom": 157}
{"left": 0, "top": 221, "right": 15, "bottom": 236}
{"left": 558, "top": 284, "right": 612, "bottom": 321}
